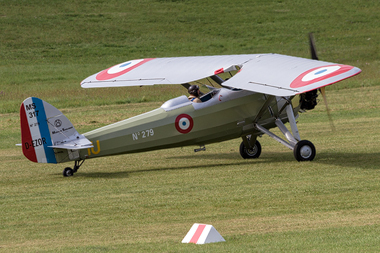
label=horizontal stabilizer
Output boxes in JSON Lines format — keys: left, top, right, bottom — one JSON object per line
{"left": 48, "top": 134, "right": 93, "bottom": 150}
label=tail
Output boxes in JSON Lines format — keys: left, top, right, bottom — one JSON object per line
{"left": 20, "top": 97, "right": 93, "bottom": 163}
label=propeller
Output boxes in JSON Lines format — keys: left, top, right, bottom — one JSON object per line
{"left": 309, "top": 33, "right": 319, "bottom": 60}
{"left": 319, "top": 86, "right": 336, "bottom": 131}
{"left": 309, "top": 33, "right": 336, "bottom": 131}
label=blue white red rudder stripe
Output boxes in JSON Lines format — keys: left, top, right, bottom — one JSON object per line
{"left": 20, "top": 97, "right": 58, "bottom": 163}
{"left": 20, "top": 97, "right": 92, "bottom": 163}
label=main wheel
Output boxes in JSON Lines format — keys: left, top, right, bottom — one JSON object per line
{"left": 240, "top": 140, "right": 262, "bottom": 159}
{"left": 293, "top": 140, "right": 316, "bottom": 161}
{"left": 63, "top": 167, "right": 74, "bottom": 177}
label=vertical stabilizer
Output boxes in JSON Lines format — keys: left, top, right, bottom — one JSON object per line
{"left": 20, "top": 97, "right": 92, "bottom": 163}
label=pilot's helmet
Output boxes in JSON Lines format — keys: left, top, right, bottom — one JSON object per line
{"left": 188, "top": 85, "right": 199, "bottom": 95}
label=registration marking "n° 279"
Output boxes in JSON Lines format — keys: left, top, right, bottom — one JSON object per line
{"left": 132, "top": 129, "right": 154, "bottom": 141}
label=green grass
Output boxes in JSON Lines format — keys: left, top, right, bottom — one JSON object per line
{"left": 2, "top": 0, "right": 380, "bottom": 251}
{"left": 1, "top": 0, "right": 380, "bottom": 113}
{"left": 2, "top": 87, "right": 380, "bottom": 252}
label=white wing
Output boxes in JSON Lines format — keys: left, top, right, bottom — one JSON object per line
{"left": 80, "top": 55, "right": 255, "bottom": 87}
{"left": 80, "top": 54, "right": 361, "bottom": 96}
{"left": 223, "top": 54, "right": 361, "bottom": 96}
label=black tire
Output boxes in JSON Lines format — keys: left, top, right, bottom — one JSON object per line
{"left": 240, "top": 140, "right": 262, "bottom": 159}
{"left": 293, "top": 140, "right": 316, "bottom": 161}
{"left": 63, "top": 167, "right": 74, "bottom": 177}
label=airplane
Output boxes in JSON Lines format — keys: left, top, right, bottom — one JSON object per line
{"left": 19, "top": 35, "right": 361, "bottom": 176}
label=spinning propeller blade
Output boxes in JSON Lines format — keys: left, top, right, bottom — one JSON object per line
{"left": 319, "top": 86, "right": 336, "bottom": 131}
{"left": 309, "top": 33, "right": 319, "bottom": 60}
{"left": 309, "top": 33, "right": 335, "bottom": 131}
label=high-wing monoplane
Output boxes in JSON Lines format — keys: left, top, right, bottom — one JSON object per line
{"left": 19, "top": 35, "right": 361, "bottom": 176}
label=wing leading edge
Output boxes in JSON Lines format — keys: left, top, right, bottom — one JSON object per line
{"left": 80, "top": 54, "right": 361, "bottom": 96}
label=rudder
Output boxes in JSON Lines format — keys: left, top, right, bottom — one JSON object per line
{"left": 20, "top": 97, "right": 92, "bottom": 163}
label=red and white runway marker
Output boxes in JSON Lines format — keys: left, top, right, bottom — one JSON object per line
{"left": 182, "top": 223, "right": 225, "bottom": 244}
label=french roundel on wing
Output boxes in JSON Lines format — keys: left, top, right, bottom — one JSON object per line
{"left": 175, "top": 114, "right": 194, "bottom": 134}
{"left": 290, "top": 64, "right": 354, "bottom": 88}
{"left": 96, "top": 58, "right": 154, "bottom": 81}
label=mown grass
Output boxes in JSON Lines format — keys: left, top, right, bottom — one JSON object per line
{"left": 1, "top": 0, "right": 380, "bottom": 113}
{"left": 1, "top": 0, "right": 380, "bottom": 251}
{"left": 2, "top": 87, "right": 380, "bottom": 252}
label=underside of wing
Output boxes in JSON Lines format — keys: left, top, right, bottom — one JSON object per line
{"left": 80, "top": 54, "right": 361, "bottom": 96}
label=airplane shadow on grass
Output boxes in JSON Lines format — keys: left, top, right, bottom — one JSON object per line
{"left": 77, "top": 160, "right": 259, "bottom": 179}
{"left": 76, "top": 151, "right": 380, "bottom": 179}
{"left": 77, "top": 153, "right": 282, "bottom": 178}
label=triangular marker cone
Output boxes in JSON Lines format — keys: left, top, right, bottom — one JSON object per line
{"left": 182, "top": 223, "right": 225, "bottom": 244}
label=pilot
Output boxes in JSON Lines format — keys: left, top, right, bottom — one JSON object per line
{"left": 188, "top": 85, "right": 202, "bottom": 103}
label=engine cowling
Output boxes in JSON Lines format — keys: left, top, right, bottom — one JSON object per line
{"left": 299, "top": 89, "right": 318, "bottom": 110}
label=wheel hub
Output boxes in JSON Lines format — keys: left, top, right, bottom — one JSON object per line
{"left": 247, "top": 146, "right": 257, "bottom": 156}
{"left": 300, "top": 145, "right": 312, "bottom": 159}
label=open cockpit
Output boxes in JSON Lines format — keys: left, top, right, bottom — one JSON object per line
{"left": 161, "top": 68, "right": 244, "bottom": 111}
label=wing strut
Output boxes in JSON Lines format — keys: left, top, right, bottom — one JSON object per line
{"left": 252, "top": 100, "right": 301, "bottom": 150}
{"left": 242, "top": 95, "right": 275, "bottom": 150}
{"left": 210, "top": 75, "right": 225, "bottom": 85}
{"left": 253, "top": 95, "right": 276, "bottom": 124}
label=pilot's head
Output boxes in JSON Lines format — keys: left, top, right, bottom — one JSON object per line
{"left": 188, "top": 85, "right": 200, "bottom": 96}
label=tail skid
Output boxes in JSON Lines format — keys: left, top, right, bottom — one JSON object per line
{"left": 20, "top": 97, "right": 93, "bottom": 163}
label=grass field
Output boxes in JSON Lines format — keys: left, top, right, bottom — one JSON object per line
{"left": 2, "top": 87, "right": 380, "bottom": 252}
{"left": 1, "top": 0, "right": 380, "bottom": 252}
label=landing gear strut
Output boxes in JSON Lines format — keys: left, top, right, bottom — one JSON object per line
{"left": 63, "top": 160, "right": 85, "bottom": 177}
{"left": 250, "top": 96, "right": 317, "bottom": 161}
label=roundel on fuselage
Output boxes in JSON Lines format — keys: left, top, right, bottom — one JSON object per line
{"left": 175, "top": 114, "right": 193, "bottom": 134}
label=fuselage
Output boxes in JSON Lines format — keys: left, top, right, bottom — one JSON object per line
{"left": 77, "top": 88, "right": 298, "bottom": 161}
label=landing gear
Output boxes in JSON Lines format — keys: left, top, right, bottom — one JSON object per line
{"left": 240, "top": 140, "right": 261, "bottom": 159}
{"left": 251, "top": 96, "right": 318, "bottom": 162}
{"left": 63, "top": 167, "right": 74, "bottom": 177}
{"left": 293, "top": 140, "right": 315, "bottom": 161}
{"left": 62, "top": 160, "right": 85, "bottom": 177}
{"left": 254, "top": 118, "right": 317, "bottom": 162}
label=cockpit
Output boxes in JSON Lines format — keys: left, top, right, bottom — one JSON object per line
{"left": 161, "top": 67, "right": 242, "bottom": 111}
{"left": 199, "top": 88, "right": 220, "bottom": 102}
{"left": 160, "top": 88, "right": 221, "bottom": 111}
